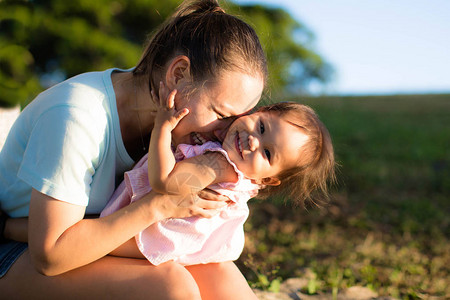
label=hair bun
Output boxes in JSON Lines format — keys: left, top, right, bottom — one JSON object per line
{"left": 178, "top": 0, "right": 225, "bottom": 17}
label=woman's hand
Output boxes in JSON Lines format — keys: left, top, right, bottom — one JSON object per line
{"left": 151, "top": 81, "right": 189, "bottom": 132}
{"left": 197, "top": 188, "right": 233, "bottom": 204}
{"left": 144, "top": 189, "right": 228, "bottom": 220}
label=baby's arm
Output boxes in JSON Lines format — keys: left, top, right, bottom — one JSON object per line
{"left": 147, "top": 82, "right": 189, "bottom": 193}
{"left": 165, "top": 151, "right": 238, "bottom": 198}
{"left": 148, "top": 82, "right": 237, "bottom": 197}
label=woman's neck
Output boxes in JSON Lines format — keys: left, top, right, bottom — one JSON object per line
{"left": 113, "top": 71, "right": 157, "bottom": 160}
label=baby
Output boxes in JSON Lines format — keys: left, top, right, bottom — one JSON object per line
{"left": 101, "top": 83, "right": 335, "bottom": 266}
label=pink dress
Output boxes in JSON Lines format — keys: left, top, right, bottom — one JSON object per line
{"left": 101, "top": 141, "right": 259, "bottom": 266}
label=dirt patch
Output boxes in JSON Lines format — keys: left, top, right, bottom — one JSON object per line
{"left": 254, "top": 278, "right": 393, "bottom": 299}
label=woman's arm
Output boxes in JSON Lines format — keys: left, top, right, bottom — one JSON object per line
{"left": 3, "top": 189, "right": 230, "bottom": 240}
{"left": 27, "top": 188, "right": 224, "bottom": 276}
{"left": 3, "top": 215, "right": 145, "bottom": 259}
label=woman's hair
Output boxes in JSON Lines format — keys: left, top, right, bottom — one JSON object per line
{"left": 133, "top": 0, "right": 267, "bottom": 93}
{"left": 256, "top": 102, "right": 336, "bottom": 208}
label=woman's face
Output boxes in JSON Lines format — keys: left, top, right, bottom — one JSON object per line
{"left": 171, "top": 70, "right": 263, "bottom": 146}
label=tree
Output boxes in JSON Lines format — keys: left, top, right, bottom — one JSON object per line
{"left": 0, "top": 0, "right": 331, "bottom": 107}
{"left": 226, "top": 3, "right": 333, "bottom": 96}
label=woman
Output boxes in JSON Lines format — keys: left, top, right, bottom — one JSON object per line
{"left": 0, "top": 1, "right": 267, "bottom": 299}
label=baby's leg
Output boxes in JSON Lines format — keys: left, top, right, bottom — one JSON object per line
{"left": 186, "top": 261, "right": 258, "bottom": 300}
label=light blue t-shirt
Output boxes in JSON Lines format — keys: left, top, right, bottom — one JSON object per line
{"left": 0, "top": 68, "right": 135, "bottom": 217}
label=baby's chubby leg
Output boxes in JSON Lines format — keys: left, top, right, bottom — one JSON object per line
{"left": 186, "top": 261, "right": 258, "bottom": 300}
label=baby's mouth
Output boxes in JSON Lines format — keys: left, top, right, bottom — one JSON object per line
{"left": 235, "top": 132, "right": 243, "bottom": 158}
{"left": 192, "top": 132, "right": 208, "bottom": 145}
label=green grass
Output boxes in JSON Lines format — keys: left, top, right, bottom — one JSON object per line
{"left": 237, "top": 94, "right": 450, "bottom": 299}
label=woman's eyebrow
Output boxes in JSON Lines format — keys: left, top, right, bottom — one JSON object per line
{"left": 213, "top": 104, "right": 233, "bottom": 118}
{"left": 209, "top": 103, "right": 224, "bottom": 117}
{"left": 216, "top": 109, "right": 227, "bottom": 118}
{"left": 218, "top": 102, "right": 245, "bottom": 117}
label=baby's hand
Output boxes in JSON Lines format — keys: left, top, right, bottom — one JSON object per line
{"left": 151, "top": 81, "right": 189, "bottom": 131}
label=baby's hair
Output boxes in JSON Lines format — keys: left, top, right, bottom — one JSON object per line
{"left": 133, "top": 0, "right": 267, "bottom": 93}
{"left": 256, "top": 102, "right": 336, "bottom": 207}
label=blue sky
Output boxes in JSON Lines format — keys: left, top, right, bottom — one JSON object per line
{"left": 235, "top": 0, "right": 450, "bottom": 95}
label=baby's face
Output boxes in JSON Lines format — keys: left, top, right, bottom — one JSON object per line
{"left": 222, "top": 111, "right": 309, "bottom": 184}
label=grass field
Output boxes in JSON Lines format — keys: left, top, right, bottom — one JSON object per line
{"left": 237, "top": 94, "right": 450, "bottom": 299}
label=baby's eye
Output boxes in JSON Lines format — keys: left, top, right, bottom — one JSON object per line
{"left": 259, "top": 121, "right": 265, "bottom": 134}
{"left": 264, "top": 149, "right": 271, "bottom": 161}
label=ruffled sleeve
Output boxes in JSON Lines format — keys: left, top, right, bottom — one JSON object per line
{"left": 125, "top": 154, "right": 152, "bottom": 202}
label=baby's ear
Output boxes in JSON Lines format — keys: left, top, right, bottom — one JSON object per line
{"left": 260, "top": 177, "right": 281, "bottom": 186}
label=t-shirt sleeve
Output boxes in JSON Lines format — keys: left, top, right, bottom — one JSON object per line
{"left": 18, "top": 106, "right": 105, "bottom": 206}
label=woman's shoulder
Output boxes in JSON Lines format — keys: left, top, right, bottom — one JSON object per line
{"left": 23, "top": 69, "right": 119, "bottom": 121}
{"left": 51, "top": 69, "right": 112, "bottom": 101}
{"left": 36, "top": 68, "right": 123, "bottom": 103}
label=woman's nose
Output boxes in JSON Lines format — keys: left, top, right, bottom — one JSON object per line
{"left": 248, "top": 135, "right": 259, "bottom": 151}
